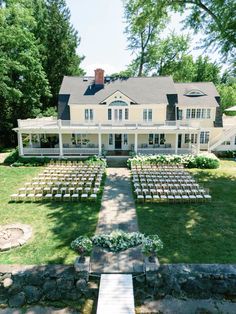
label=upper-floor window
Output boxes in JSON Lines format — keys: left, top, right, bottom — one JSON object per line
{"left": 85, "top": 109, "right": 93, "bottom": 121}
{"left": 178, "top": 109, "right": 183, "bottom": 120}
{"left": 143, "top": 109, "right": 152, "bottom": 122}
{"left": 107, "top": 103, "right": 129, "bottom": 122}
{"left": 186, "top": 108, "right": 211, "bottom": 119}
{"left": 125, "top": 108, "right": 129, "bottom": 120}
{"left": 200, "top": 131, "right": 209, "bottom": 144}
{"left": 108, "top": 108, "right": 112, "bottom": 120}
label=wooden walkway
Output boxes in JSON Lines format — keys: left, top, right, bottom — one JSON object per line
{"left": 96, "top": 274, "right": 135, "bottom": 314}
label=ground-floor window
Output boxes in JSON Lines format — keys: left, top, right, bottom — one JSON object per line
{"left": 72, "top": 134, "right": 88, "bottom": 146}
{"left": 123, "top": 134, "right": 128, "bottom": 145}
{"left": 184, "top": 134, "right": 197, "bottom": 144}
{"left": 222, "top": 140, "right": 231, "bottom": 145}
{"left": 148, "top": 134, "right": 161, "bottom": 145}
{"left": 109, "top": 134, "right": 113, "bottom": 145}
{"left": 200, "top": 131, "right": 210, "bottom": 144}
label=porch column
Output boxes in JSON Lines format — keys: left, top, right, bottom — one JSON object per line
{"left": 175, "top": 133, "right": 178, "bottom": 154}
{"left": 18, "top": 132, "right": 24, "bottom": 156}
{"left": 98, "top": 133, "right": 102, "bottom": 155}
{"left": 134, "top": 133, "right": 138, "bottom": 154}
{"left": 29, "top": 133, "right": 32, "bottom": 147}
{"left": 59, "top": 133, "right": 63, "bottom": 157}
{"left": 58, "top": 119, "right": 63, "bottom": 157}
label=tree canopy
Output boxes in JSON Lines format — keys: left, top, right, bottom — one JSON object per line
{"left": 0, "top": 0, "right": 84, "bottom": 145}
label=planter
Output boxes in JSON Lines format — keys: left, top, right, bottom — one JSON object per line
{"left": 74, "top": 256, "right": 90, "bottom": 273}
{"left": 145, "top": 256, "right": 160, "bottom": 272}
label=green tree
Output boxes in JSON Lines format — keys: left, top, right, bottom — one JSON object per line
{"left": 124, "top": 0, "right": 168, "bottom": 76}
{"left": 160, "top": 54, "right": 196, "bottom": 82}
{"left": 147, "top": 33, "right": 190, "bottom": 76}
{"left": 124, "top": 0, "right": 236, "bottom": 63}
{"left": 217, "top": 83, "right": 236, "bottom": 115}
{"left": 0, "top": 2, "right": 50, "bottom": 144}
{"left": 41, "top": 0, "right": 85, "bottom": 105}
{"left": 193, "top": 56, "right": 220, "bottom": 84}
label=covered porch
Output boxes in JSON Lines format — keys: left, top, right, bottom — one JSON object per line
{"left": 15, "top": 118, "right": 200, "bottom": 157}
{"left": 17, "top": 131, "right": 200, "bottom": 157}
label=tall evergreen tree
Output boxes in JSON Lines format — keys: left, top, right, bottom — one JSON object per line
{"left": 0, "top": 2, "right": 50, "bottom": 144}
{"left": 41, "top": 0, "right": 85, "bottom": 105}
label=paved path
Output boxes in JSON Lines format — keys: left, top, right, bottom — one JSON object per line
{"left": 90, "top": 168, "right": 143, "bottom": 273}
{"left": 96, "top": 274, "right": 135, "bottom": 314}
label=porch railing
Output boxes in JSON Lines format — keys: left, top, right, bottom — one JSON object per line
{"left": 23, "top": 147, "right": 99, "bottom": 156}
{"left": 63, "top": 148, "right": 99, "bottom": 155}
{"left": 23, "top": 148, "right": 60, "bottom": 155}
{"left": 17, "top": 119, "right": 197, "bottom": 129}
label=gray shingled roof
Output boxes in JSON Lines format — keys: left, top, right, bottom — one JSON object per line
{"left": 175, "top": 82, "right": 220, "bottom": 107}
{"left": 59, "top": 76, "right": 176, "bottom": 104}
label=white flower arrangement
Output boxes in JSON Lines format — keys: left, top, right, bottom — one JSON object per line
{"left": 92, "top": 230, "right": 145, "bottom": 252}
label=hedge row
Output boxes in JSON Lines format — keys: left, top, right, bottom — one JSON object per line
{"left": 4, "top": 149, "right": 106, "bottom": 167}
{"left": 213, "top": 150, "right": 236, "bottom": 158}
{"left": 127, "top": 154, "right": 220, "bottom": 169}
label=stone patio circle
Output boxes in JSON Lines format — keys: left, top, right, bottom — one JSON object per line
{"left": 0, "top": 223, "right": 32, "bottom": 251}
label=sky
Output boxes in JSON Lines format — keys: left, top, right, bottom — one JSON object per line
{"left": 65, "top": 0, "right": 219, "bottom": 76}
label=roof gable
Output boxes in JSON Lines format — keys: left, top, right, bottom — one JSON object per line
{"left": 100, "top": 90, "right": 137, "bottom": 104}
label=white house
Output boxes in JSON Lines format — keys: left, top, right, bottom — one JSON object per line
{"left": 14, "top": 69, "right": 236, "bottom": 157}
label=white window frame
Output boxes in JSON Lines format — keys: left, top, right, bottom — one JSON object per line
{"left": 123, "top": 134, "right": 128, "bottom": 145}
{"left": 84, "top": 109, "right": 94, "bottom": 121}
{"left": 186, "top": 108, "right": 211, "bottom": 119}
{"left": 108, "top": 134, "right": 113, "bottom": 146}
{"left": 200, "top": 131, "right": 210, "bottom": 144}
{"left": 143, "top": 109, "right": 152, "bottom": 122}
{"left": 108, "top": 108, "right": 112, "bottom": 120}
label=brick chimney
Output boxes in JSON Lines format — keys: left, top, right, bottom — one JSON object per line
{"left": 94, "top": 68, "right": 104, "bottom": 85}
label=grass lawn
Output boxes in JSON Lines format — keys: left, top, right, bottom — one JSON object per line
{"left": 136, "top": 159, "right": 236, "bottom": 263}
{"left": 0, "top": 166, "right": 101, "bottom": 264}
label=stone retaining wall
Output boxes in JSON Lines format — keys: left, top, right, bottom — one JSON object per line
{"left": 136, "top": 264, "right": 236, "bottom": 299}
{"left": 0, "top": 265, "right": 91, "bottom": 308}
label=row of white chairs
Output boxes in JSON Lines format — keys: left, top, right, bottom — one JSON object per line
{"left": 10, "top": 163, "right": 105, "bottom": 202}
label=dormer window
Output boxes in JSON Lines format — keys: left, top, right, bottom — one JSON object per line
{"left": 185, "top": 89, "right": 206, "bottom": 97}
{"left": 109, "top": 100, "right": 128, "bottom": 106}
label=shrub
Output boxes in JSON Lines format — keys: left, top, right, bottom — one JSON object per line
{"left": 4, "top": 148, "right": 19, "bottom": 165}
{"left": 85, "top": 155, "right": 107, "bottom": 167}
{"left": 127, "top": 154, "right": 220, "bottom": 169}
{"left": 213, "top": 150, "right": 236, "bottom": 158}
{"left": 11, "top": 157, "right": 50, "bottom": 167}
{"left": 71, "top": 236, "right": 93, "bottom": 257}
{"left": 141, "top": 235, "right": 163, "bottom": 258}
{"left": 92, "top": 230, "right": 145, "bottom": 252}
